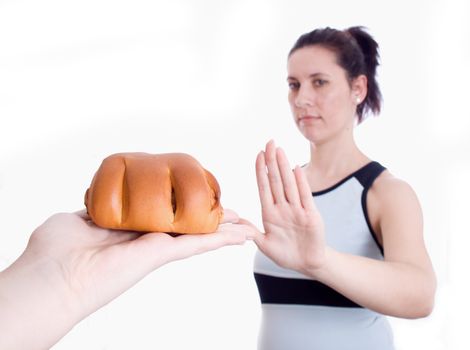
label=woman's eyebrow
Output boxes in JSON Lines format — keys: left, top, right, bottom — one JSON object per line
{"left": 287, "top": 72, "right": 329, "bottom": 81}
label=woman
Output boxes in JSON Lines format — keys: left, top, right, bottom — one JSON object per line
{"left": 246, "top": 26, "right": 437, "bottom": 350}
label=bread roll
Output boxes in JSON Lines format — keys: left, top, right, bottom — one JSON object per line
{"left": 84, "top": 152, "right": 223, "bottom": 233}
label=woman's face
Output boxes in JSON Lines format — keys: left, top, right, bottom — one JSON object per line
{"left": 287, "top": 45, "right": 364, "bottom": 145}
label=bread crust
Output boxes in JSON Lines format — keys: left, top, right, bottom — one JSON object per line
{"left": 84, "top": 152, "right": 223, "bottom": 233}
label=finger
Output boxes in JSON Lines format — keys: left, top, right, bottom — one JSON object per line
{"left": 121, "top": 225, "right": 252, "bottom": 275}
{"left": 276, "top": 147, "right": 301, "bottom": 205}
{"left": 264, "top": 140, "right": 286, "bottom": 203}
{"left": 236, "top": 217, "right": 257, "bottom": 230}
{"left": 294, "top": 165, "right": 316, "bottom": 212}
{"left": 237, "top": 218, "right": 265, "bottom": 242}
{"left": 233, "top": 217, "right": 261, "bottom": 238}
{"left": 256, "top": 151, "right": 274, "bottom": 206}
{"left": 221, "top": 208, "right": 239, "bottom": 224}
{"left": 216, "top": 224, "right": 253, "bottom": 244}
{"left": 171, "top": 227, "right": 247, "bottom": 259}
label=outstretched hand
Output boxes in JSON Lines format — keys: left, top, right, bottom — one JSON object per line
{"left": 0, "top": 209, "right": 252, "bottom": 350}
{"left": 243, "top": 140, "right": 327, "bottom": 274}
{"left": 27, "top": 208, "right": 251, "bottom": 317}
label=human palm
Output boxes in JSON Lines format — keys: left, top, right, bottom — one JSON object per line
{"left": 247, "top": 140, "right": 326, "bottom": 274}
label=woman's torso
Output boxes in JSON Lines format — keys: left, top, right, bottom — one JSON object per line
{"left": 253, "top": 161, "right": 395, "bottom": 350}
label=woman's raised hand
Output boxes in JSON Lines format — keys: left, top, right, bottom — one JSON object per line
{"left": 246, "top": 140, "right": 327, "bottom": 274}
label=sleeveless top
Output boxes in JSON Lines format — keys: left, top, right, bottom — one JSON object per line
{"left": 253, "top": 161, "right": 395, "bottom": 350}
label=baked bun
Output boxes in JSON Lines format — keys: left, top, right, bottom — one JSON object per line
{"left": 84, "top": 152, "right": 223, "bottom": 234}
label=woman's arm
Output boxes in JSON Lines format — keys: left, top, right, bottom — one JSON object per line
{"left": 310, "top": 175, "right": 436, "bottom": 318}
{"left": 0, "top": 210, "right": 252, "bottom": 350}
{"left": 249, "top": 140, "right": 436, "bottom": 319}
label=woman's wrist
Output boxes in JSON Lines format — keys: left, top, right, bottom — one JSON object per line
{"left": 299, "top": 246, "right": 335, "bottom": 281}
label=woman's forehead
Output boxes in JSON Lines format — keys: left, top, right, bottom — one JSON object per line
{"left": 287, "top": 45, "right": 341, "bottom": 78}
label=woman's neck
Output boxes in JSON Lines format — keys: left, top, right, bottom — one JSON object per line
{"left": 304, "top": 133, "right": 369, "bottom": 191}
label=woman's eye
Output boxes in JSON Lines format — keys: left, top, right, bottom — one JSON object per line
{"left": 288, "top": 82, "right": 300, "bottom": 90}
{"left": 313, "top": 79, "right": 327, "bottom": 87}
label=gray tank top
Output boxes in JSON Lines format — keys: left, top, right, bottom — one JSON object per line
{"left": 253, "top": 161, "right": 395, "bottom": 350}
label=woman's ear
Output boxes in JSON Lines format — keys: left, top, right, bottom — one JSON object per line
{"left": 351, "top": 74, "right": 368, "bottom": 104}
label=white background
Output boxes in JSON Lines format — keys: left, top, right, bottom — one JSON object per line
{"left": 1, "top": 0, "right": 469, "bottom": 349}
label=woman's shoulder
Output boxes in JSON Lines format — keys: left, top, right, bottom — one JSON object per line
{"left": 369, "top": 168, "right": 422, "bottom": 213}
{"left": 366, "top": 167, "right": 423, "bottom": 245}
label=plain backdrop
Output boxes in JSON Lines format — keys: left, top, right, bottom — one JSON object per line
{"left": 1, "top": 0, "right": 469, "bottom": 349}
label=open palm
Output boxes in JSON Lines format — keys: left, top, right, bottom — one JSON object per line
{"left": 246, "top": 140, "right": 327, "bottom": 273}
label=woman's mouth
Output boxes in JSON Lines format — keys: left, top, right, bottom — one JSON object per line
{"left": 299, "top": 115, "right": 322, "bottom": 122}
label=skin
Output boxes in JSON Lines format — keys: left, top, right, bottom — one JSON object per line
{"left": 241, "top": 45, "right": 436, "bottom": 319}
{"left": 0, "top": 209, "right": 253, "bottom": 350}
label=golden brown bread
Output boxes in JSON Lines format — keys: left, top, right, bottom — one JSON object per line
{"left": 84, "top": 152, "right": 223, "bottom": 234}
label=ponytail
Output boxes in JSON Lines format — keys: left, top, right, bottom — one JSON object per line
{"left": 345, "top": 26, "right": 382, "bottom": 120}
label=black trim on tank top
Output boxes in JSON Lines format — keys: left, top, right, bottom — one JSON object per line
{"left": 354, "top": 161, "right": 386, "bottom": 256}
{"left": 310, "top": 161, "right": 377, "bottom": 196}
{"left": 305, "top": 161, "right": 386, "bottom": 255}
{"left": 254, "top": 273, "right": 362, "bottom": 308}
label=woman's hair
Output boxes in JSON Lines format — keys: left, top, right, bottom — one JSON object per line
{"left": 289, "top": 26, "right": 381, "bottom": 123}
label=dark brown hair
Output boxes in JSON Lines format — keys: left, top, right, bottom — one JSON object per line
{"left": 289, "top": 26, "right": 382, "bottom": 123}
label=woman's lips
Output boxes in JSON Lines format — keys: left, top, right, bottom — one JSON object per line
{"left": 299, "top": 115, "right": 322, "bottom": 123}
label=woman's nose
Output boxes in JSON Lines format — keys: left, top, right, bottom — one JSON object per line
{"left": 294, "top": 86, "right": 314, "bottom": 108}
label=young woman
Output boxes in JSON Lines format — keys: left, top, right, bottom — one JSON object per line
{"left": 247, "top": 26, "right": 437, "bottom": 349}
